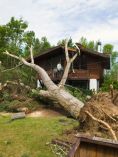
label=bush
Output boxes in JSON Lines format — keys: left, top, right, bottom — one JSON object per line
{"left": 2, "top": 91, "right": 12, "bottom": 101}
{"left": 0, "top": 100, "right": 21, "bottom": 112}
{"left": 101, "top": 76, "right": 118, "bottom": 91}
{"left": 8, "top": 100, "right": 22, "bottom": 112}
{"left": 0, "top": 101, "right": 10, "bottom": 112}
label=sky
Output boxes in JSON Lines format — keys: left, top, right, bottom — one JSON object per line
{"left": 0, "top": 0, "right": 118, "bottom": 51}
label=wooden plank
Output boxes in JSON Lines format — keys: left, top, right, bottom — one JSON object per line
{"left": 86, "top": 143, "right": 97, "bottom": 157}
{"left": 79, "top": 143, "right": 87, "bottom": 157}
{"left": 114, "top": 149, "right": 118, "bottom": 157}
{"left": 96, "top": 145, "right": 105, "bottom": 157}
{"left": 67, "top": 140, "right": 80, "bottom": 157}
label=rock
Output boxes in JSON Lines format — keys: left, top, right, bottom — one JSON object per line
{"left": 11, "top": 112, "right": 26, "bottom": 120}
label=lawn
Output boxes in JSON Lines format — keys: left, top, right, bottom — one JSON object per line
{"left": 0, "top": 115, "right": 78, "bottom": 157}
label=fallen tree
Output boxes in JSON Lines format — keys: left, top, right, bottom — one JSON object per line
{"left": 3, "top": 40, "right": 84, "bottom": 118}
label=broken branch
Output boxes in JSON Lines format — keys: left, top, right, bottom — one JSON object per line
{"left": 30, "top": 45, "right": 34, "bottom": 64}
{"left": 85, "top": 111, "right": 117, "bottom": 141}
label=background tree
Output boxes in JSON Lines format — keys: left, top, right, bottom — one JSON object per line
{"left": 79, "top": 37, "right": 88, "bottom": 48}
{"left": 38, "top": 36, "right": 51, "bottom": 53}
{"left": 101, "top": 44, "right": 118, "bottom": 90}
{"left": 79, "top": 37, "right": 99, "bottom": 51}
{"left": 103, "top": 44, "right": 114, "bottom": 54}
{"left": 0, "top": 17, "right": 51, "bottom": 87}
{"left": 57, "top": 37, "right": 74, "bottom": 48}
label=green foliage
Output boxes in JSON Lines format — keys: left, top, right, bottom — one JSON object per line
{"left": 112, "top": 51, "right": 118, "bottom": 64}
{"left": 101, "top": 64, "right": 118, "bottom": 91}
{"left": 87, "top": 40, "right": 95, "bottom": 50}
{"left": 0, "top": 98, "right": 42, "bottom": 112}
{"left": 0, "top": 17, "right": 51, "bottom": 79}
{"left": 0, "top": 65, "right": 36, "bottom": 88}
{"left": 0, "top": 17, "right": 52, "bottom": 88}
{"left": 57, "top": 37, "right": 74, "bottom": 48}
{"left": 79, "top": 37, "right": 99, "bottom": 51}
{"left": 103, "top": 44, "right": 113, "bottom": 54}
{"left": 79, "top": 37, "right": 88, "bottom": 48}
{"left": 65, "top": 85, "right": 92, "bottom": 102}
{"left": 0, "top": 99, "right": 20, "bottom": 112}
{"left": 101, "top": 77, "right": 118, "bottom": 91}
{"left": 2, "top": 92, "right": 11, "bottom": 101}
{"left": 0, "top": 101, "right": 10, "bottom": 112}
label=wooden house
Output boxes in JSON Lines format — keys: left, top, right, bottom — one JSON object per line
{"left": 34, "top": 44, "right": 110, "bottom": 90}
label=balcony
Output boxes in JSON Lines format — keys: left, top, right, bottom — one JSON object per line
{"left": 47, "top": 69, "right": 102, "bottom": 81}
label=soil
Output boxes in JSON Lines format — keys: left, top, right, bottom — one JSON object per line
{"left": 27, "top": 108, "right": 63, "bottom": 117}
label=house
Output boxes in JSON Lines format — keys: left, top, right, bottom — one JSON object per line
{"left": 34, "top": 44, "right": 110, "bottom": 91}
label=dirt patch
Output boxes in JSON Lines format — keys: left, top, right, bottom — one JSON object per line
{"left": 27, "top": 108, "right": 63, "bottom": 118}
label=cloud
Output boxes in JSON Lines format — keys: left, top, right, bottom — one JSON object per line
{"left": 0, "top": 0, "right": 118, "bottom": 50}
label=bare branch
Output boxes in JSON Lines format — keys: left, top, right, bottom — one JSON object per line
{"left": 4, "top": 51, "right": 19, "bottom": 60}
{"left": 30, "top": 45, "right": 34, "bottom": 64}
{"left": 65, "top": 39, "right": 69, "bottom": 62}
{"left": 58, "top": 41, "right": 80, "bottom": 88}
{"left": 85, "top": 111, "right": 117, "bottom": 141}
{"left": 74, "top": 43, "right": 80, "bottom": 55}
{"left": 2, "top": 63, "right": 23, "bottom": 73}
{"left": 70, "top": 53, "right": 77, "bottom": 63}
{"left": 70, "top": 44, "right": 80, "bottom": 63}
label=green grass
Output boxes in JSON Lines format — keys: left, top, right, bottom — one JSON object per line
{"left": 0, "top": 116, "right": 78, "bottom": 157}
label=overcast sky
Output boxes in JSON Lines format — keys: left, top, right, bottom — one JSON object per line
{"left": 0, "top": 0, "right": 118, "bottom": 50}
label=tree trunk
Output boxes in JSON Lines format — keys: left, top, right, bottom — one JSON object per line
{"left": 4, "top": 41, "right": 84, "bottom": 119}
{"left": 39, "top": 86, "right": 84, "bottom": 118}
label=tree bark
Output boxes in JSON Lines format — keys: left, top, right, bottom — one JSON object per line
{"left": 3, "top": 42, "right": 84, "bottom": 119}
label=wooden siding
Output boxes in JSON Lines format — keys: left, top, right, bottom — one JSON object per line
{"left": 34, "top": 49, "right": 106, "bottom": 81}
{"left": 68, "top": 136, "right": 118, "bottom": 157}
{"left": 72, "top": 142, "right": 118, "bottom": 157}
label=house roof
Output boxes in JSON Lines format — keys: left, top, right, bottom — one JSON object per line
{"left": 33, "top": 44, "right": 110, "bottom": 69}
{"left": 34, "top": 44, "right": 110, "bottom": 60}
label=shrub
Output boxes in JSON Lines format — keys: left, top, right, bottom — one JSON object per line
{"left": 65, "top": 85, "right": 91, "bottom": 102}
{"left": 101, "top": 76, "right": 118, "bottom": 91}
{"left": 0, "top": 101, "right": 10, "bottom": 112}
